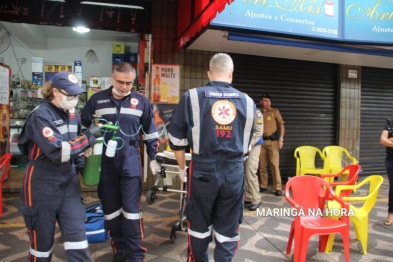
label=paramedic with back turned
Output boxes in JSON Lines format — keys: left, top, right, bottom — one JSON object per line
{"left": 168, "top": 53, "right": 255, "bottom": 261}
{"left": 17, "top": 72, "right": 102, "bottom": 261}
{"left": 81, "top": 62, "right": 159, "bottom": 262}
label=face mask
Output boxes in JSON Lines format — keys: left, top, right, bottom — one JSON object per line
{"left": 112, "top": 87, "right": 130, "bottom": 97}
{"left": 57, "top": 96, "right": 78, "bottom": 110}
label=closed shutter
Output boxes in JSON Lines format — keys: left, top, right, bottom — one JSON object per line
{"left": 231, "top": 53, "right": 338, "bottom": 180}
{"left": 360, "top": 67, "right": 393, "bottom": 176}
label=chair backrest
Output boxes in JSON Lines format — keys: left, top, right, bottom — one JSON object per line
{"left": 0, "top": 153, "right": 12, "bottom": 183}
{"left": 361, "top": 175, "right": 383, "bottom": 214}
{"left": 330, "top": 164, "right": 361, "bottom": 198}
{"left": 294, "top": 146, "right": 324, "bottom": 170}
{"left": 323, "top": 146, "right": 356, "bottom": 170}
{"left": 285, "top": 175, "right": 332, "bottom": 213}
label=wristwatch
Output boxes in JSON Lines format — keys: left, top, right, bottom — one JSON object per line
{"left": 279, "top": 138, "right": 284, "bottom": 141}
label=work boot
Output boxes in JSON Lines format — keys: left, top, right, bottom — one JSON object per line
{"left": 113, "top": 252, "right": 127, "bottom": 262}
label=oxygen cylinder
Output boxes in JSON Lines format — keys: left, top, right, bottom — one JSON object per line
{"left": 83, "top": 137, "right": 104, "bottom": 187}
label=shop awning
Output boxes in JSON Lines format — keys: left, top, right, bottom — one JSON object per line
{"left": 176, "top": 0, "right": 233, "bottom": 50}
{"left": 228, "top": 32, "right": 393, "bottom": 58}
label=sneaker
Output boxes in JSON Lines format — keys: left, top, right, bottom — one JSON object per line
{"left": 113, "top": 252, "right": 127, "bottom": 262}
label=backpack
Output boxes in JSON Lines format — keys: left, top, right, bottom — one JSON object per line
{"left": 85, "top": 204, "right": 109, "bottom": 243}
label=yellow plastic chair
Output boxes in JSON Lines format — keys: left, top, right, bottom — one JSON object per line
{"left": 294, "top": 146, "right": 330, "bottom": 176}
{"left": 322, "top": 146, "right": 357, "bottom": 181}
{"left": 325, "top": 175, "right": 384, "bottom": 254}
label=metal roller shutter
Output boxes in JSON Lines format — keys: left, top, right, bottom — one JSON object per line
{"left": 230, "top": 53, "right": 338, "bottom": 180}
{"left": 360, "top": 67, "right": 393, "bottom": 176}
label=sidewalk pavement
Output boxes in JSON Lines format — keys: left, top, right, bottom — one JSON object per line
{"left": 1, "top": 175, "right": 393, "bottom": 261}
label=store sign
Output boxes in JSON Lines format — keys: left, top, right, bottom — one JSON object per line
{"left": 212, "top": 0, "right": 393, "bottom": 44}
{"left": 344, "top": 0, "right": 393, "bottom": 44}
{"left": 348, "top": 70, "right": 357, "bottom": 78}
{"left": 151, "top": 64, "right": 180, "bottom": 104}
{"left": 212, "top": 0, "right": 340, "bottom": 40}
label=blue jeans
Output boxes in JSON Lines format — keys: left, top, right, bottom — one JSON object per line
{"left": 385, "top": 154, "right": 393, "bottom": 213}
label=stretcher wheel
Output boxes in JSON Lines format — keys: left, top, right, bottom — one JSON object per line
{"left": 170, "top": 234, "right": 176, "bottom": 244}
{"left": 146, "top": 190, "right": 157, "bottom": 205}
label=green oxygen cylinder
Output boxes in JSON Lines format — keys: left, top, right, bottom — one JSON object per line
{"left": 83, "top": 137, "right": 104, "bottom": 187}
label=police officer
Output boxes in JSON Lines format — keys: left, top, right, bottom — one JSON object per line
{"left": 245, "top": 107, "right": 263, "bottom": 211}
{"left": 18, "top": 72, "right": 102, "bottom": 261}
{"left": 81, "top": 62, "right": 158, "bottom": 262}
{"left": 258, "top": 94, "right": 285, "bottom": 196}
{"left": 168, "top": 53, "right": 255, "bottom": 261}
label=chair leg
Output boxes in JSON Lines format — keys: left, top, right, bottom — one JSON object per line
{"left": 324, "top": 234, "right": 335, "bottom": 253}
{"left": 357, "top": 218, "right": 369, "bottom": 254}
{"left": 298, "top": 234, "right": 310, "bottom": 262}
{"left": 340, "top": 231, "right": 350, "bottom": 262}
{"left": 286, "top": 222, "right": 295, "bottom": 254}
{"left": 319, "top": 235, "right": 329, "bottom": 252}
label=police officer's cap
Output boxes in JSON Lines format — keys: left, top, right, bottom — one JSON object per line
{"left": 261, "top": 94, "right": 271, "bottom": 100}
{"left": 51, "top": 72, "right": 86, "bottom": 95}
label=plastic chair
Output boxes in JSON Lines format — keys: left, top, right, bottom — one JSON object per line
{"left": 0, "top": 153, "right": 13, "bottom": 216}
{"left": 322, "top": 146, "right": 357, "bottom": 181}
{"left": 285, "top": 175, "right": 350, "bottom": 262}
{"left": 325, "top": 175, "right": 383, "bottom": 254}
{"left": 320, "top": 164, "right": 361, "bottom": 194}
{"left": 294, "top": 146, "right": 330, "bottom": 176}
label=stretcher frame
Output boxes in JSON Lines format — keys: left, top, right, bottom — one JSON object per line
{"left": 146, "top": 158, "right": 188, "bottom": 244}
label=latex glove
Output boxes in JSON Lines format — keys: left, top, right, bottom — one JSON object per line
{"left": 150, "top": 160, "right": 161, "bottom": 174}
{"left": 84, "top": 147, "right": 93, "bottom": 158}
{"left": 84, "top": 125, "right": 103, "bottom": 139}
{"left": 178, "top": 169, "right": 187, "bottom": 183}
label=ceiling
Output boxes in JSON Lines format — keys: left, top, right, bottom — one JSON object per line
{"left": 189, "top": 29, "right": 393, "bottom": 70}
{"left": 1, "top": 21, "right": 139, "bottom": 50}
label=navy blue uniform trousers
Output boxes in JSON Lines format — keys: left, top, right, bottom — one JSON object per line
{"left": 186, "top": 154, "right": 244, "bottom": 262}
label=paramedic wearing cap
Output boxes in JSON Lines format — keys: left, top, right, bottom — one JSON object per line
{"left": 17, "top": 72, "right": 102, "bottom": 262}
{"left": 81, "top": 62, "right": 158, "bottom": 262}
{"left": 259, "top": 94, "right": 285, "bottom": 196}
{"left": 168, "top": 53, "right": 255, "bottom": 261}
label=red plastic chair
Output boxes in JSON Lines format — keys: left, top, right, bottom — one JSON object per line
{"left": 320, "top": 164, "right": 361, "bottom": 200}
{"left": 285, "top": 175, "right": 350, "bottom": 262}
{"left": 0, "top": 153, "right": 12, "bottom": 216}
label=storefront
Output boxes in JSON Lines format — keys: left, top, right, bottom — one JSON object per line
{"left": 175, "top": 0, "right": 393, "bottom": 176}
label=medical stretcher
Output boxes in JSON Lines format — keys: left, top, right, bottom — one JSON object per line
{"left": 146, "top": 151, "right": 191, "bottom": 243}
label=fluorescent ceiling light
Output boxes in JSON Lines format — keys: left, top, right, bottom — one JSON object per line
{"left": 80, "top": 1, "right": 144, "bottom": 9}
{"left": 45, "top": 0, "right": 65, "bottom": 2}
{"left": 73, "top": 26, "right": 90, "bottom": 33}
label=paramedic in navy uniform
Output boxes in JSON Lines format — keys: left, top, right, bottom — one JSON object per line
{"left": 168, "top": 53, "right": 255, "bottom": 261}
{"left": 81, "top": 62, "right": 159, "bottom": 262}
{"left": 18, "top": 72, "right": 102, "bottom": 261}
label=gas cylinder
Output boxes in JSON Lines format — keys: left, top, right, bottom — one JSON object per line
{"left": 83, "top": 137, "right": 103, "bottom": 186}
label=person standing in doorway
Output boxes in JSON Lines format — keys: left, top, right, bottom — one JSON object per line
{"left": 259, "top": 94, "right": 285, "bottom": 196}
{"left": 168, "top": 53, "right": 255, "bottom": 261}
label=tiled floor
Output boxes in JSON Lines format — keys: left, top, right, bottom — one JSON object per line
{"left": 1, "top": 169, "right": 393, "bottom": 261}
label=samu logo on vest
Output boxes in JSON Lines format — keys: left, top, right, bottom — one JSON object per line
{"left": 211, "top": 100, "right": 236, "bottom": 125}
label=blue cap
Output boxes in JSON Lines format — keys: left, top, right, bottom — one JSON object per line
{"left": 51, "top": 72, "right": 86, "bottom": 95}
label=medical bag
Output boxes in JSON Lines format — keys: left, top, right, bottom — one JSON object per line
{"left": 85, "top": 204, "right": 109, "bottom": 243}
